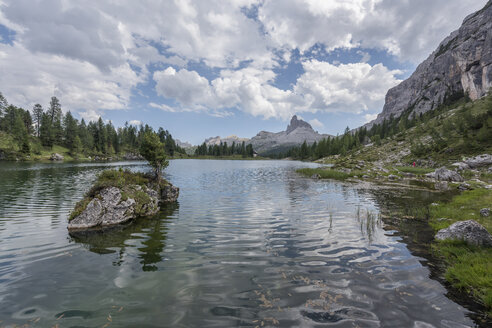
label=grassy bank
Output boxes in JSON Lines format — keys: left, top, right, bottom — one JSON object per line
{"left": 429, "top": 189, "right": 492, "bottom": 315}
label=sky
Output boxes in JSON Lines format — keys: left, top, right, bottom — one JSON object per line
{"left": 0, "top": 0, "right": 487, "bottom": 145}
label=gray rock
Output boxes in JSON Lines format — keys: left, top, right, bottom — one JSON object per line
{"left": 451, "top": 162, "right": 470, "bottom": 171}
{"left": 480, "top": 208, "right": 490, "bottom": 217}
{"left": 426, "top": 167, "right": 464, "bottom": 182}
{"left": 68, "top": 187, "right": 136, "bottom": 230}
{"left": 161, "top": 184, "right": 180, "bottom": 203}
{"left": 458, "top": 182, "right": 472, "bottom": 190}
{"left": 365, "top": 1, "right": 492, "bottom": 128}
{"left": 69, "top": 182, "right": 179, "bottom": 231}
{"left": 50, "top": 153, "right": 64, "bottom": 161}
{"left": 388, "top": 174, "right": 399, "bottom": 180}
{"left": 311, "top": 174, "right": 321, "bottom": 179}
{"left": 435, "top": 220, "right": 492, "bottom": 247}
{"left": 402, "top": 172, "right": 416, "bottom": 178}
{"left": 463, "top": 154, "right": 492, "bottom": 169}
{"left": 362, "top": 175, "right": 370, "bottom": 179}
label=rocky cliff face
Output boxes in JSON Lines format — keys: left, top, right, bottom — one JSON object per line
{"left": 249, "top": 115, "right": 331, "bottom": 154}
{"left": 368, "top": 1, "right": 492, "bottom": 127}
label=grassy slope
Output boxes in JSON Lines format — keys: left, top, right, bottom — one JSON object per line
{"left": 429, "top": 189, "right": 492, "bottom": 314}
{"left": 320, "top": 96, "right": 492, "bottom": 169}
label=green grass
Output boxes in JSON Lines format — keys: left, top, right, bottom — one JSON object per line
{"left": 296, "top": 167, "right": 364, "bottom": 180}
{"left": 429, "top": 189, "right": 492, "bottom": 231}
{"left": 86, "top": 169, "right": 150, "bottom": 198}
{"left": 396, "top": 166, "right": 434, "bottom": 175}
{"left": 429, "top": 189, "right": 492, "bottom": 315}
{"left": 431, "top": 241, "right": 492, "bottom": 314}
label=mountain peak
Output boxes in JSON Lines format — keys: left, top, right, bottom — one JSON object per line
{"left": 286, "top": 115, "right": 313, "bottom": 134}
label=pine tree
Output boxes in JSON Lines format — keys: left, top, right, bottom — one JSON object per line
{"left": 32, "top": 104, "right": 43, "bottom": 137}
{"left": 0, "top": 92, "right": 7, "bottom": 118}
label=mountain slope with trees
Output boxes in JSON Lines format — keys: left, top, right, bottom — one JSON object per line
{"left": 0, "top": 93, "right": 186, "bottom": 161}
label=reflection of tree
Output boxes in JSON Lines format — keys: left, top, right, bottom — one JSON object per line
{"left": 70, "top": 203, "right": 178, "bottom": 272}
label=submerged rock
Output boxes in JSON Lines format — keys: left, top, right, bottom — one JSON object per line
{"left": 435, "top": 220, "right": 492, "bottom": 247}
{"left": 426, "top": 167, "right": 464, "bottom": 182}
{"left": 68, "top": 170, "right": 179, "bottom": 231}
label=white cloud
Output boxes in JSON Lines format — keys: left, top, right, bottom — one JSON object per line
{"left": 258, "top": 0, "right": 486, "bottom": 63}
{"left": 128, "top": 120, "right": 142, "bottom": 126}
{"left": 309, "top": 118, "right": 324, "bottom": 128}
{"left": 0, "top": 41, "right": 142, "bottom": 121}
{"left": 154, "top": 67, "right": 212, "bottom": 108}
{"left": 294, "top": 60, "right": 402, "bottom": 113}
{"left": 151, "top": 60, "right": 401, "bottom": 119}
{"left": 364, "top": 113, "right": 378, "bottom": 123}
{"left": 0, "top": 0, "right": 487, "bottom": 123}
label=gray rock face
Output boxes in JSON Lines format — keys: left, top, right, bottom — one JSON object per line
{"left": 435, "top": 220, "right": 492, "bottom": 247}
{"left": 68, "top": 183, "right": 179, "bottom": 231}
{"left": 426, "top": 167, "right": 464, "bottom": 182}
{"left": 366, "top": 1, "right": 492, "bottom": 127}
{"left": 249, "top": 116, "right": 331, "bottom": 154}
{"left": 463, "top": 154, "right": 492, "bottom": 168}
{"left": 50, "top": 153, "right": 64, "bottom": 161}
{"left": 161, "top": 184, "right": 180, "bottom": 203}
{"left": 68, "top": 187, "right": 137, "bottom": 230}
{"left": 480, "top": 208, "right": 490, "bottom": 217}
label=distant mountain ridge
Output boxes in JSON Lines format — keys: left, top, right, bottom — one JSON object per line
{"left": 202, "top": 116, "right": 331, "bottom": 155}
{"left": 366, "top": 0, "right": 492, "bottom": 128}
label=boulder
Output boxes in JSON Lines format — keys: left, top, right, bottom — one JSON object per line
{"left": 451, "top": 162, "right": 470, "bottom": 171}
{"left": 50, "top": 153, "right": 64, "bottom": 161}
{"left": 458, "top": 183, "right": 472, "bottom": 191}
{"left": 480, "top": 208, "right": 490, "bottom": 217}
{"left": 463, "top": 154, "right": 492, "bottom": 169}
{"left": 435, "top": 220, "right": 492, "bottom": 247}
{"left": 311, "top": 174, "right": 321, "bottom": 179}
{"left": 388, "top": 174, "right": 399, "bottom": 180}
{"left": 69, "top": 179, "right": 179, "bottom": 231}
{"left": 161, "top": 184, "right": 180, "bottom": 203}
{"left": 426, "top": 167, "right": 464, "bottom": 182}
{"left": 68, "top": 187, "right": 137, "bottom": 230}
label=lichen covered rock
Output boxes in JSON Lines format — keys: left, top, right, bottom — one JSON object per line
{"left": 68, "top": 169, "right": 179, "bottom": 231}
{"left": 435, "top": 220, "right": 492, "bottom": 247}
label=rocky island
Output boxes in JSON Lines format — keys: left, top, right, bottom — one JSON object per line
{"left": 68, "top": 131, "right": 178, "bottom": 231}
{"left": 67, "top": 169, "right": 179, "bottom": 231}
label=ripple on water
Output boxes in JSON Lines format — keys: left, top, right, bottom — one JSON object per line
{"left": 0, "top": 160, "right": 481, "bottom": 327}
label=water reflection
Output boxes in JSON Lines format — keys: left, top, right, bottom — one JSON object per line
{"left": 0, "top": 160, "right": 484, "bottom": 327}
{"left": 70, "top": 204, "right": 178, "bottom": 271}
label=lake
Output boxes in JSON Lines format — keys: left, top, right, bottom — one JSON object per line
{"left": 0, "top": 160, "right": 480, "bottom": 327}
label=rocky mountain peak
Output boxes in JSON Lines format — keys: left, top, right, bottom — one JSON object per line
{"left": 286, "top": 115, "right": 313, "bottom": 134}
{"left": 366, "top": 1, "right": 492, "bottom": 128}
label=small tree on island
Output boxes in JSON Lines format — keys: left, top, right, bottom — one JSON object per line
{"left": 140, "top": 132, "right": 169, "bottom": 181}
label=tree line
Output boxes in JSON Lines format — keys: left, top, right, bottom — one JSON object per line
{"left": 0, "top": 92, "right": 186, "bottom": 158}
{"left": 194, "top": 141, "right": 255, "bottom": 157}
